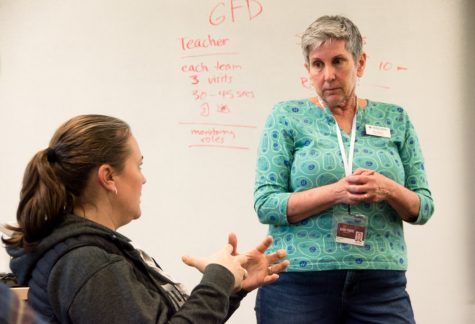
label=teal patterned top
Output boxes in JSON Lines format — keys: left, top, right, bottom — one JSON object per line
{"left": 254, "top": 99, "right": 434, "bottom": 271}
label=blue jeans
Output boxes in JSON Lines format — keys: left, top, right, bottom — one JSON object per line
{"left": 255, "top": 270, "right": 415, "bottom": 324}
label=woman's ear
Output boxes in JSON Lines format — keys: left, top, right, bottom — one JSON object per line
{"left": 97, "top": 164, "right": 116, "bottom": 193}
{"left": 356, "top": 52, "right": 367, "bottom": 77}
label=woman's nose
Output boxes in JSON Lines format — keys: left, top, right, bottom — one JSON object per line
{"left": 323, "top": 66, "right": 336, "bottom": 81}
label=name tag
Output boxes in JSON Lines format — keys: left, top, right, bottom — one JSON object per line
{"left": 334, "top": 210, "right": 368, "bottom": 247}
{"left": 365, "top": 124, "right": 391, "bottom": 138}
{"left": 336, "top": 222, "right": 366, "bottom": 246}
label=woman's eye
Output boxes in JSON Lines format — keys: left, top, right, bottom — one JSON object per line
{"left": 333, "top": 57, "right": 344, "bottom": 65}
{"left": 312, "top": 61, "right": 323, "bottom": 69}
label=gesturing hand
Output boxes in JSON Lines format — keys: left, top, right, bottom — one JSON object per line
{"left": 182, "top": 243, "right": 249, "bottom": 291}
{"left": 228, "top": 233, "right": 289, "bottom": 292}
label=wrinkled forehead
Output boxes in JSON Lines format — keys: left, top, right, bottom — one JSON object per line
{"left": 308, "top": 39, "right": 352, "bottom": 58}
{"left": 311, "top": 37, "right": 349, "bottom": 51}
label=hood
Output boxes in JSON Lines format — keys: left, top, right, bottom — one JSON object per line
{"left": 7, "top": 214, "right": 130, "bottom": 285}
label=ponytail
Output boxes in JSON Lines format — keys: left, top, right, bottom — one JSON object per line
{"left": 4, "top": 148, "right": 70, "bottom": 249}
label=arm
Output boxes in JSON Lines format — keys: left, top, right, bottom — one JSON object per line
{"left": 397, "top": 114, "right": 434, "bottom": 224}
{"left": 346, "top": 169, "right": 421, "bottom": 222}
{"left": 254, "top": 104, "right": 365, "bottom": 224}
{"left": 173, "top": 264, "right": 237, "bottom": 323}
{"left": 345, "top": 111, "right": 434, "bottom": 224}
{"left": 286, "top": 178, "right": 365, "bottom": 223}
{"left": 50, "top": 247, "right": 240, "bottom": 324}
{"left": 253, "top": 104, "right": 294, "bottom": 225}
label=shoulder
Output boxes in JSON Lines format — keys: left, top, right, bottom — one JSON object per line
{"left": 272, "top": 99, "right": 313, "bottom": 114}
{"left": 45, "top": 234, "right": 131, "bottom": 294}
{"left": 47, "top": 245, "right": 131, "bottom": 317}
{"left": 57, "top": 244, "right": 123, "bottom": 267}
{"left": 49, "top": 235, "right": 130, "bottom": 280}
{"left": 364, "top": 100, "right": 413, "bottom": 122}
{"left": 366, "top": 100, "right": 407, "bottom": 114}
{"left": 264, "top": 99, "right": 318, "bottom": 129}
{"left": 48, "top": 245, "right": 126, "bottom": 293}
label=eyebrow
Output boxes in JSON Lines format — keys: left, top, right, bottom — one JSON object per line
{"left": 310, "top": 54, "right": 348, "bottom": 61}
{"left": 310, "top": 57, "right": 323, "bottom": 63}
{"left": 333, "top": 54, "right": 347, "bottom": 59}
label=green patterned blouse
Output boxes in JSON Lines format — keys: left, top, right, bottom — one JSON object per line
{"left": 254, "top": 99, "right": 434, "bottom": 271}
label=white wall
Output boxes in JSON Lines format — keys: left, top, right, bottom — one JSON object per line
{"left": 0, "top": 1, "right": 472, "bottom": 323}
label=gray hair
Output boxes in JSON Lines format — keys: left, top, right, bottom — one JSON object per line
{"left": 301, "top": 15, "right": 363, "bottom": 64}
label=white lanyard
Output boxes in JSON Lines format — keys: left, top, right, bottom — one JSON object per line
{"left": 317, "top": 96, "right": 358, "bottom": 177}
{"left": 335, "top": 113, "right": 357, "bottom": 177}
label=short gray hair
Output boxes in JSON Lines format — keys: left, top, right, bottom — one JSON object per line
{"left": 301, "top": 15, "right": 363, "bottom": 64}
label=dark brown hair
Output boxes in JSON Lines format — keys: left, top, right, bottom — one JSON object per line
{"left": 4, "top": 115, "right": 130, "bottom": 249}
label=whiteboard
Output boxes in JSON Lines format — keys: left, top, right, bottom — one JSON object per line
{"left": 0, "top": 0, "right": 473, "bottom": 323}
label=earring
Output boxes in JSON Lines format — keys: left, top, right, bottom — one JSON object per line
{"left": 114, "top": 187, "right": 118, "bottom": 196}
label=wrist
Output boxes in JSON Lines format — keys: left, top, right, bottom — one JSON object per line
{"left": 376, "top": 176, "right": 394, "bottom": 201}
{"left": 331, "top": 181, "right": 347, "bottom": 204}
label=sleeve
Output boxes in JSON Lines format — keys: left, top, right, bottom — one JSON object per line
{"left": 399, "top": 110, "right": 435, "bottom": 225}
{"left": 254, "top": 103, "right": 294, "bottom": 225}
{"left": 170, "top": 264, "right": 237, "bottom": 323}
{"left": 224, "top": 289, "right": 248, "bottom": 322}
{"left": 49, "top": 247, "right": 236, "bottom": 324}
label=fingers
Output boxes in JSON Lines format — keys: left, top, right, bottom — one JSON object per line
{"left": 273, "top": 260, "right": 290, "bottom": 273}
{"left": 182, "top": 255, "right": 206, "bottom": 273}
{"left": 265, "top": 248, "right": 287, "bottom": 264}
{"left": 261, "top": 260, "right": 290, "bottom": 285}
{"left": 261, "top": 273, "right": 280, "bottom": 286}
{"left": 353, "top": 168, "right": 375, "bottom": 176}
{"left": 347, "top": 169, "right": 377, "bottom": 185}
{"left": 181, "top": 255, "right": 195, "bottom": 267}
{"left": 230, "top": 256, "right": 248, "bottom": 291}
{"left": 264, "top": 249, "right": 289, "bottom": 285}
{"left": 228, "top": 232, "right": 238, "bottom": 255}
{"left": 267, "top": 260, "right": 289, "bottom": 276}
{"left": 352, "top": 168, "right": 366, "bottom": 175}
{"left": 224, "top": 243, "right": 248, "bottom": 270}
{"left": 224, "top": 243, "right": 235, "bottom": 255}
{"left": 348, "top": 192, "right": 370, "bottom": 204}
{"left": 347, "top": 175, "right": 369, "bottom": 185}
{"left": 254, "top": 235, "right": 273, "bottom": 254}
{"left": 225, "top": 242, "right": 248, "bottom": 264}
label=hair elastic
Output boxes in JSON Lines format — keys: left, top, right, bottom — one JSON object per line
{"left": 46, "top": 148, "right": 58, "bottom": 163}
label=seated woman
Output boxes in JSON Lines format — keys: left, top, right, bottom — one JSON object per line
{"left": 4, "top": 114, "right": 289, "bottom": 323}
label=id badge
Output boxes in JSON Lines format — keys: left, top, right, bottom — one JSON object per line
{"left": 333, "top": 209, "right": 368, "bottom": 246}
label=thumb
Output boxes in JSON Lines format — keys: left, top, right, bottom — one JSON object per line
{"left": 181, "top": 255, "right": 196, "bottom": 267}
{"left": 225, "top": 243, "right": 234, "bottom": 255}
{"left": 228, "top": 232, "right": 238, "bottom": 255}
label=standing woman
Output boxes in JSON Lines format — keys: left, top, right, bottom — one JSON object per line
{"left": 254, "top": 15, "right": 434, "bottom": 323}
{"left": 4, "top": 114, "right": 288, "bottom": 323}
